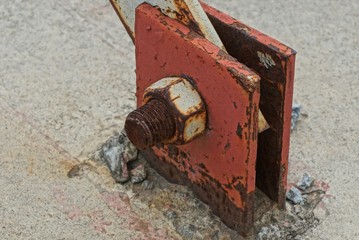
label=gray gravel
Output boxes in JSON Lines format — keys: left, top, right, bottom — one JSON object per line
{"left": 297, "top": 173, "right": 314, "bottom": 191}
{"left": 98, "top": 131, "right": 138, "bottom": 183}
{"left": 287, "top": 186, "right": 304, "bottom": 204}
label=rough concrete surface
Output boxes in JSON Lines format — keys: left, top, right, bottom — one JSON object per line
{"left": 0, "top": 0, "right": 358, "bottom": 239}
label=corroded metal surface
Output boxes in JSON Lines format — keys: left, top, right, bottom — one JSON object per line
{"left": 125, "top": 99, "right": 176, "bottom": 149}
{"left": 109, "top": 0, "right": 225, "bottom": 50}
{"left": 125, "top": 76, "right": 207, "bottom": 149}
{"left": 110, "top": 0, "right": 270, "bottom": 133}
{"left": 135, "top": 4, "right": 260, "bottom": 233}
{"left": 143, "top": 77, "right": 207, "bottom": 145}
{"left": 202, "top": 2, "right": 296, "bottom": 208}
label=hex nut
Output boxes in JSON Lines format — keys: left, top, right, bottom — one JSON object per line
{"left": 143, "top": 76, "right": 207, "bottom": 145}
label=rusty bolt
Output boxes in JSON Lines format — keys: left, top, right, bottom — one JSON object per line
{"left": 125, "top": 77, "right": 207, "bottom": 149}
{"left": 125, "top": 99, "right": 176, "bottom": 149}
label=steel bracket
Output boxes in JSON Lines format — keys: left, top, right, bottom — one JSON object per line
{"left": 113, "top": 2, "right": 296, "bottom": 234}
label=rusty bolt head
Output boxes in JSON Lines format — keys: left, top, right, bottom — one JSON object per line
{"left": 143, "top": 76, "right": 207, "bottom": 145}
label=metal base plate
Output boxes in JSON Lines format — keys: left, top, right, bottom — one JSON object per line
{"left": 135, "top": 4, "right": 260, "bottom": 234}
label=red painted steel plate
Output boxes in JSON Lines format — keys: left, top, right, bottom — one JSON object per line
{"left": 202, "top": 2, "right": 296, "bottom": 207}
{"left": 135, "top": 3, "right": 260, "bottom": 233}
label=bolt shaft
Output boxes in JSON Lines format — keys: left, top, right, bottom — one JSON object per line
{"left": 125, "top": 99, "right": 176, "bottom": 149}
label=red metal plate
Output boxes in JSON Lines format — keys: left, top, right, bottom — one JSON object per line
{"left": 135, "top": 3, "right": 260, "bottom": 233}
{"left": 202, "top": 2, "right": 296, "bottom": 208}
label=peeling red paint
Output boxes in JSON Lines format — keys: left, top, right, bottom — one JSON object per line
{"left": 201, "top": 2, "right": 296, "bottom": 208}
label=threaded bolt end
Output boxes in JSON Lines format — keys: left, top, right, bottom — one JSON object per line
{"left": 124, "top": 99, "right": 176, "bottom": 149}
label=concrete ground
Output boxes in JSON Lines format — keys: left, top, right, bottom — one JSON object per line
{"left": 0, "top": 0, "right": 358, "bottom": 239}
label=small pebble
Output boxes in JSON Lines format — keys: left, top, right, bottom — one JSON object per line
{"left": 176, "top": 224, "right": 197, "bottom": 239}
{"left": 163, "top": 209, "right": 178, "bottom": 220}
{"left": 297, "top": 173, "right": 314, "bottom": 191}
{"left": 286, "top": 186, "right": 304, "bottom": 204}
{"left": 118, "top": 160, "right": 130, "bottom": 183}
{"left": 141, "top": 180, "right": 154, "bottom": 190}
{"left": 99, "top": 130, "right": 138, "bottom": 183}
{"left": 256, "top": 225, "right": 283, "bottom": 240}
{"left": 119, "top": 130, "right": 138, "bottom": 163}
{"left": 67, "top": 163, "right": 93, "bottom": 178}
{"left": 293, "top": 205, "right": 302, "bottom": 215}
{"left": 291, "top": 104, "right": 302, "bottom": 130}
{"left": 130, "top": 164, "right": 146, "bottom": 183}
{"left": 67, "top": 165, "right": 82, "bottom": 178}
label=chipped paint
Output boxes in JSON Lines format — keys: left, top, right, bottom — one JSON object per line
{"left": 110, "top": 0, "right": 226, "bottom": 50}
{"left": 201, "top": 1, "right": 296, "bottom": 208}
{"left": 143, "top": 76, "right": 207, "bottom": 144}
{"left": 257, "top": 51, "right": 276, "bottom": 69}
{"left": 111, "top": 0, "right": 269, "bottom": 133}
{"left": 183, "top": 112, "right": 207, "bottom": 142}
